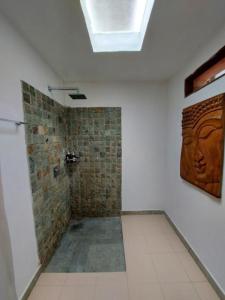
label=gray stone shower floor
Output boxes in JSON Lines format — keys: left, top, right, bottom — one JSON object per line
{"left": 45, "top": 217, "right": 126, "bottom": 273}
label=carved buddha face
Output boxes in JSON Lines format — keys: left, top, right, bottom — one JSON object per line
{"left": 180, "top": 95, "right": 225, "bottom": 198}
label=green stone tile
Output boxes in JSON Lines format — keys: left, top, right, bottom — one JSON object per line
{"left": 22, "top": 81, "right": 121, "bottom": 265}
{"left": 45, "top": 217, "right": 125, "bottom": 273}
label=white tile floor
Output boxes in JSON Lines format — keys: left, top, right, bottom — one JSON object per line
{"left": 28, "top": 214, "right": 220, "bottom": 300}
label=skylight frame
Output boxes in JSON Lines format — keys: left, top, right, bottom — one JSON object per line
{"left": 80, "top": 0, "right": 155, "bottom": 52}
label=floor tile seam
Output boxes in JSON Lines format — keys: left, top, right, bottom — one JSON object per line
{"left": 159, "top": 281, "right": 202, "bottom": 300}
{"left": 127, "top": 282, "right": 164, "bottom": 300}
{"left": 64, "top": 280, "right": 98, "bottom": 287}
{"left": 121, "top": 223, "right": 168, "bottom": 230}
{"left": 148, "top": 248, "right": 188, "bottom": 255}
{"left": 60, "top": 283, "right": 97, "bottom": 291}
{"left": 143, "top": 233, "right": 183, "bottom": 254}
{"left": 165, "top": 235, "right": 188, "bottom": 252}
{"left": 192, "top": 282, "right": 222, "bottom": 300}
{"left": 32, "top": 285, "right": 62, "bottom": 300}
{"left": 62, "top": 274, "right": 68, "bottom": 286}
{"left": 95, "top": 278, "right": 124, "bottom": 286}
{"left": 172, "top": 256, "right": 192, "bottom": 283}
{"left": 144, "top": 234, "right": 174, "bottom": 253}
{"left": 37, "top": 283, "right": 66, "bottom": 287}
{"left": 123, "top": 229, "right": 175, "bottom": 237}
{"left": 51, "top": 284, "right": 63, "bottom": 300}
{"left": 37, "top": 274, "right": 67, "bottom": 287}
{"left": 145, "top": 249, "right": 180, "bottom": 255}
{"left": 124, "top": 272, "right": 130, "bottom": 300}
{"left": 158, "top": 281, "right": 170, "bottom": 300}
{"left": 150, "top": 255, "right": 163, "bottom": 284}
{"left": 64, "top": 272, "right": 127, "bottom": 286}
{"left": 93, "top": 278, "right": 129, "bottom": 300}
{"left": 150, "top": 253, "right": 191, "bottom": 284}
{"left": 191, "top": 282, "right": 206, "bottom": 300}
{"left": 89, "top": 282, "right": 97, "bottom": 300}
{"left": 40, "top": 269, "right": 204, "bottom": 285}
{"left": 174, "top": 252, "right": 208, "bottom": 283}
{"left": 142, "top": 253, "right": 161, "bottom": 284}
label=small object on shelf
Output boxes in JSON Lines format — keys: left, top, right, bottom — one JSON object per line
{"left": 65, "top": 151, "right": 80, "bottom": 164}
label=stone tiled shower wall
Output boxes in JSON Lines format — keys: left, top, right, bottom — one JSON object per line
{"left": 22, "top": 82, "right": 70, "bottom": 265}
{"left": 23, "top": 81, "right": 122, "bottom": 263}
{"left": 67, "top": 108, "right": 121, "bottom": 217}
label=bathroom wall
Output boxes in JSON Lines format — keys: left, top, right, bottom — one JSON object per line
{"left": 65, "top": 82, "right": 168, "bottom": 212}
{"left": 0, "top": 12, "right": 64, "bottom": 298}
{"left": 22, "top": 82, "right": 70, "bottom": 265}
{"left": 166, "top": 23, "right": 225, "bottom": 294}
{"left": 0, "top": 169, "right": 17, "bottom": 300}
{"left": 68, "top": 107, "right": 121, "bottom": 217}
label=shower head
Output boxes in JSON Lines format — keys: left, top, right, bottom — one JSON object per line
{"left": 69, "top": 93, "right": 87, "bottom": 100}
{"left": 48, "top": 86, "right": 87, "bottom": 100}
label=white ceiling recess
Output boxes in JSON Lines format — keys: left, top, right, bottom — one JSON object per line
{"left": 0, "top": 0, "right": 225, "bottom": 81}
{"left": 80, "top": 0, "right": 155, "bottom": 52}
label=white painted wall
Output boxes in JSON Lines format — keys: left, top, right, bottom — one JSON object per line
{"left": 166, "top": 24, "right": 225, "bottom": 294}
{"left": 65, "top": 82, "right": 168, "bottom": 211}
{"left": 0, "top": 12, "right": 64, "bottom": 298}
{"left": 0, "top": 168, "right": 17, "bottom": 300}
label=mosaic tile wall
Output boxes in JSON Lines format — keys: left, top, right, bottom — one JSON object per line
{"left": 23, "top": 81, "right": 122, "bottom": 263}
{"left": 22, "top": 81, "right": 70, "bottom": 265}
{"left": 67, "top": 107, "right": 121, "bottom": 217}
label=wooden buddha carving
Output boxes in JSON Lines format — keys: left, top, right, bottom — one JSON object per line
{"left": 180, "top": 94, "right": 225, "bottom": 198}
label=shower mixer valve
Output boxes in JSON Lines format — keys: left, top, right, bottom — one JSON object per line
{"left": 65, "top": 151, "right": 80, "bottom": 164}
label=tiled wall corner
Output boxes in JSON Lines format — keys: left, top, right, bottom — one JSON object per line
{"left": 22, "top": 81, "right": 70, "bottom": 265}
{"left": 22, "top": 81, "right": 122, "bottom": 264}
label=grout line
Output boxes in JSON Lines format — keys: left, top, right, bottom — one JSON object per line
{"left": 56, "top": 285, "right": 63, "bottom": 300}
{"left": 175, "top": 250, "right": 210, "bottom": 285}
{"left": 192, "top": 282, "right": 210, "bottom": 300}
{"left": 124, "top": 272, "right": 130, "bottom": 300}
{"left": 158, "top": 282, "right": 168, "bottom": 300}
{"left": 92, "top": 278, "right": 97, "bottom": 300}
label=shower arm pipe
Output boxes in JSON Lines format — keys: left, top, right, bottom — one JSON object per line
{"left": 48, "top": 86, "right": 80, "bottom": 92}
{"left": 0, "top": 117, "right": 27, "bottom": 126}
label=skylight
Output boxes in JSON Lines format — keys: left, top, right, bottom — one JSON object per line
{"left": 80, "top": 0, "right": 155, "bottom": 52}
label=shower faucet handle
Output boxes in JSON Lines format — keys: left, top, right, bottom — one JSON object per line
{"left": 65, "top": 150, "right": 80, "bottom": 164}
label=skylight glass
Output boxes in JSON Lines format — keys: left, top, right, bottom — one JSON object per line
{"left": 80, "top": 0, "right": 155, "bottom": 52}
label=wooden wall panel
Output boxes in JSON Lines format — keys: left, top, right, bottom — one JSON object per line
{"left": 180, "top": 94, "right": 225, "bottom": 198}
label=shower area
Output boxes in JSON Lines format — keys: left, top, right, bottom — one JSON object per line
{"left": 22, "top": 81, "right": 124, "bottom": 272}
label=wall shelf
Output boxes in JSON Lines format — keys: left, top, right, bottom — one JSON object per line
{"left": 185, "top": 45, "right": 225, "bottom": 97}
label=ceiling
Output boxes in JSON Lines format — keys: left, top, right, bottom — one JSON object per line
{"left": 1, "top": 0, "right": 225, "bottom": 81}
